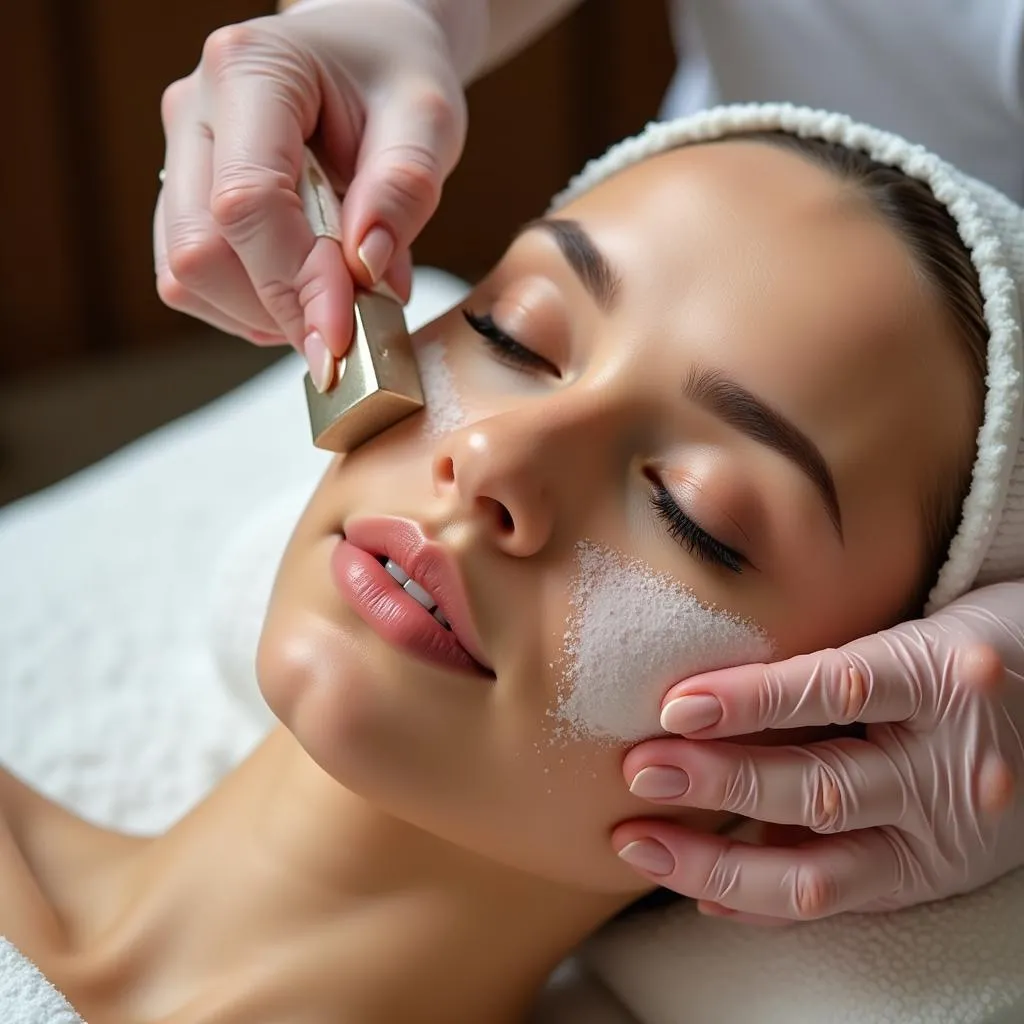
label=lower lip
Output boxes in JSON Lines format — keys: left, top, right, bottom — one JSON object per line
{"left": 330, "top": 538, "right": 486, "bottom": 676}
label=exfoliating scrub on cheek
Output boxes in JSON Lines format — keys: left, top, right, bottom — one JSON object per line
{"left": 557, "top": 542, "right": 772, "bottom": 743}
{"left": 414, "top": 338, "right": 466, "bottom": 438}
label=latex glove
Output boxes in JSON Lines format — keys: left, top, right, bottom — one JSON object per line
{"left": 154, "top": 0, "right": 480, "bottom": 383}
{"left": 614, "top": 581, "right": 1024, "bottom": 923}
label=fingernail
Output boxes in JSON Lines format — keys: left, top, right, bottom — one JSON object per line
{"left": 617, "top": 838, "right": 675, "bottom": 877}
{"left": 304, "top": 329, "right": 335, "bottom": 393}
{"left": 698, "top": 901, "right": 735, "bottom": 918}
{"left": 369, "top": 277, "right": 405, "bottom": 304}
{"left": 249, "top": 329, "right": 282, "bottom": 344}
{"left": 661, "top": 694, "right": 722, "bottom": 735}
{"left": 357, "top": 226, "right": 395, "bottom": 284}
{"left": 629, "top": 765, "right": 691, "bottom": 799}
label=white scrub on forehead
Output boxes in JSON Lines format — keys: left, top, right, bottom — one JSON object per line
{"left": 415, "top": 339, "right": 465, "bottom": 437}
{"left": 557, "top": 542, "right": 773, "bottom": 743}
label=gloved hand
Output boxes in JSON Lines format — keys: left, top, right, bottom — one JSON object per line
{"left": 154, "top": 0, "right": 481, "bottom": 386}
{"left": 614, "top": 581, "right": 1024, "bottom": 923}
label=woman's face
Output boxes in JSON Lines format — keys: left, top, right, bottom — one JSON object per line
{"left": 258, "top": 140, "right": 973, "bottom": 896}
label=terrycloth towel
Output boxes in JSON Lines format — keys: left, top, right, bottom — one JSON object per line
{"left": 584, "top": 877, "right": 1024, "bottom": 1024}
{"left": 0, "top": 939, "right": 82, "bottom": 1023}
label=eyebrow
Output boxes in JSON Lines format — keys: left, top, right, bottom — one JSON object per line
{"left": 684, "top": 366, "right": 844, "bottom": 541}
{"left": 518, "top": 218, "right": 621, "bottom": 311}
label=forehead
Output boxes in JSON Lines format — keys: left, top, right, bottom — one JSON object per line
{"left": 557, "top": 141, "right": 924, "bottom": 368}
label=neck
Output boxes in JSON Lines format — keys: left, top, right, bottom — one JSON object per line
{"left": 90, "top": 729, "right": 627, "bottom": 1023}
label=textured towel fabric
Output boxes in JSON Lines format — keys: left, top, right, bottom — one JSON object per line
{"left": 0, "top": 352, "right": 312, "bottom": 833}
{"left": 0, "top": 268, "right": 466, "bottom": 829}
{"left": 584, "top": 876, "right": 1024, "bottom": 1024}
{"left": 551, "top": 103, "right": 1024, "bottom": 613}
{"left": 0, "top": 939, "right": 82, "bottom": 1024}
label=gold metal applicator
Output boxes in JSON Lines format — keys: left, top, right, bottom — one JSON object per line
{"left": 298, "top": 147, "right": 425, "bottom": 452}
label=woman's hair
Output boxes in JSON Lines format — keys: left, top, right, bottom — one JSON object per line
{"left": 735, "top": 132, "right": 988, "bottom": 617}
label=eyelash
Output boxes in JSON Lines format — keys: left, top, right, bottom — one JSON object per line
{"left": 464, "top": 307, "right": 742, "bottom": 573}
{"left": 462, "top": 309, "right": 558, "bottom": 375}
{"left": 650, "top": 483, "right": 744, "bottom": 574}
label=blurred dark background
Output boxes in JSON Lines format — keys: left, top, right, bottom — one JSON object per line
{"left": 0, "top": 1, "right": 674, "bottom": 505}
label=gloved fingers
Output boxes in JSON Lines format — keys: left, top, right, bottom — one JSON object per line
{"left": 658, "top": 640, "right": 925, "bottom": 739}
{"left": 339, "top": 81, "right": 466, "bottom": 290}
{"left": 154, "top": 189, "right": 284, "bottom": 344}
{"left": 977, "top": 751, "right": 1017, "bottom": 814}
{"left": 158, "top": 279, "right": 282, "bottom": 344}
{"left": 202, "top": 32, "right": 327, "bottom": 354}
{"left": 613, "top": 820, "right": 906, "bottom": 920}
{"left": 293, "top": 235, "right": 355, "bottom": 367}
{"left": 697, "top": 825, "right": 828, "bottom": 924}
{"left": 695, "top": 829, "right": 826, "bottom": 926}
{"left": 623, "top": 736, "right": 906, "bottom": 833}
{"left": 158, "top": 158, "right": 286, "bottom": 339}
{"left": 158, "top": 82, "right": 285, "bottom": 337}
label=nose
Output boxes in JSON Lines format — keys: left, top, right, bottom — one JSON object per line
{"left": 432, "top": 418, "right": 557, "bottom": 558}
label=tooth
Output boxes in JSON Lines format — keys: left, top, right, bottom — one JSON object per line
{"left": 383, "top": 558, "right": 410, "bottom": 585}
{"left": 403, "top": 577, "right": 436, "bottom": 610}
{"left": 432, "top": 607, "right": 452, "bottom": 630}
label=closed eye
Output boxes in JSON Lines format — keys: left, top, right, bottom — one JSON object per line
{"left": 462, "top": 309, "right": 560, "bottom": 376}
{"left": 649, "top": 480, "right": 745, "bottom": 573}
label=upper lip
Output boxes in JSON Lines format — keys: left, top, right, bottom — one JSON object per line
{"left": 342, "top": 516, "right": 492, "bottom": 672}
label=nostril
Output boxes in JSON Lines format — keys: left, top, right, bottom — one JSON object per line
{"left": 478, "top": 496, "right": 514, "bottom": 534}
{"left": 436, "top": 455, "right": 456, "bottom": 484}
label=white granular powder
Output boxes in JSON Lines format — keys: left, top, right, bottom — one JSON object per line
{"left": 415, "top": 340, "right": 465, "bottom": 438}
{"left": 557, "top": 542, "right": 773, "bottom": 743}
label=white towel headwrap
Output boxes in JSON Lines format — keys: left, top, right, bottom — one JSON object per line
{"left": 550, "top": 103, "right": 1024, "bottom": 613}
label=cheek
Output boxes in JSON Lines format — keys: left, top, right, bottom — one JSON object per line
{"left": 482, "top": 734, "right": 658, "bottom": 893}
{"left": 762, "top": 507, "right": 926, "bottom": 655}
{"left": 555, "top": 543, "right": 773, "bottom": 742}
{"left": 411, "top": 317, "right": 511, "bottom": 440}
{"left": 446, "top": 717, "right": 729, "bottom": 895}
{"left": 395, "top": 703, "right": 668, "bottom": 895}
{"left": 415, "top": 336, "right": 467, "bottom": 438}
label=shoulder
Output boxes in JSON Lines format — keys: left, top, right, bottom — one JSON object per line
{"left": 0, "top": 766, "right": 141, "bottom": 959}
{"left": 0, "top": 766, "right": 69, "bottom": 955}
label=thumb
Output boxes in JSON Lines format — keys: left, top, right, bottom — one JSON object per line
{"left": 340, "top": 84, "right": 467, "bottom": 287}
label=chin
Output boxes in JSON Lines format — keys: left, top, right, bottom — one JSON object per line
{"left": 255, "top": 601, "right": 472, "bottom": 814}
{"left": 255, "top": 603, "right": 391, "bottom": 778}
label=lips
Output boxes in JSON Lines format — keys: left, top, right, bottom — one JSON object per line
{"left": 335, "top": 516, "right": 493, "bottom": 676}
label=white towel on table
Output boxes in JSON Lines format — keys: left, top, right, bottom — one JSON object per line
{"left": 0, "top": 939, "right": 82, "bottom": 1023}
{"left": 584, "top": 876, "right": 1024, "bottom": 1024}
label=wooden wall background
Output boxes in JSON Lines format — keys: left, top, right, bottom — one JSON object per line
{"left": 1, "top": 1, "right": 674, "bottom": 380}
